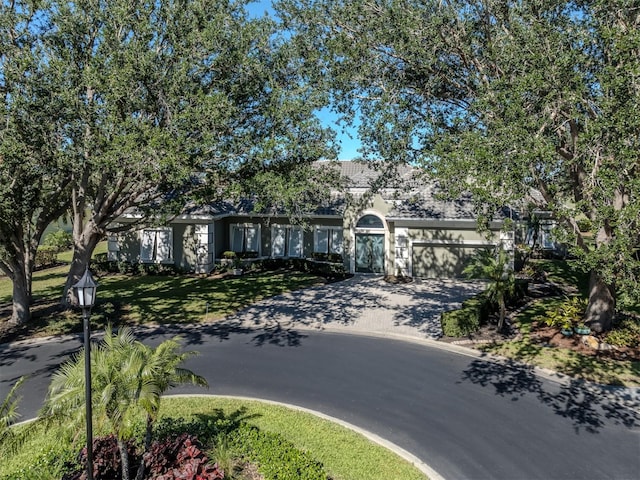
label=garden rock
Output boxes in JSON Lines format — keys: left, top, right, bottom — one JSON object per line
{"left": 581, "top": 335, "right": 600, "bottom": 350}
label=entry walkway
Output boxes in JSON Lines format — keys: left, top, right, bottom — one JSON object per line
{"left": 227, "top": 275, "right": 485, "bottom": 339}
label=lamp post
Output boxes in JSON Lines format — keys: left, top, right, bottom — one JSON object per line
{"left": 72, "top": 268, "right": 98, "bottom": 480}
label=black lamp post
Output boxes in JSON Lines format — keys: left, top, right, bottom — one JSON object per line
{"left": 72, "top": 268, "right": 98, "bottom": 480}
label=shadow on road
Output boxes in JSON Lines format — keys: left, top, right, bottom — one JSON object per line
{"left": 460, "top": 357, "right": 640, "bottom": 433}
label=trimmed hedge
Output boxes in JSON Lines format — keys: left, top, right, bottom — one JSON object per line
{"left": 35, "top": 246, "right": 58, "bottom": 268}
{"left": 440, "top": 279, "right": 529, "bottom": 337}
{"left": 440, "top": 292, "right": 491, "bottom": 337}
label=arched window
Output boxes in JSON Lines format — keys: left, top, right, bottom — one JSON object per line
{"left": 356, "top": 214, "right": 384, "bottom": 229}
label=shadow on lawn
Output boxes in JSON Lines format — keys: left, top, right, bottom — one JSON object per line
{"left": 461, "top": 356, "right": 640, "bottom": 434}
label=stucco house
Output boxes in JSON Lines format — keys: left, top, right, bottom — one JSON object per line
{"left": 107, "top": 161, "right": 515, "bottom": 278}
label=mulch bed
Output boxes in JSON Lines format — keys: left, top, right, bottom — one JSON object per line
{"left": 529, "top": 321, "right": 640, "bottom": 362}
{"left": 440, "top": 282, "right": 640, "bottom": 362}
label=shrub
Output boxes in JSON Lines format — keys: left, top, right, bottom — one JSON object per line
{"left": 222, "top": 251, "right": 237, "bottom": 260}
{"left": 605, "top": 317, "right": 640, "bottom": 348}
{"left": 35, "top": 246, "right": 58, "bottom": 268}
{"left": 537, "top": 296, "right": 587, "bottom": 330}
{"left": 62, "top": 435, "right": 139, "bottom": 480}
{"left": 576, "top": 218, "right": 592, "bottom": 232}
{"left": 144, "top": 433, "right": 224, "bottom": 480}
{"left": 441, "top": 307, "right": 481, "bottom": 337}
{"left": 43, "top": 230, "right": 73, "bottom": 252}
{"left": 440, "top": 292, "right": 493, "bottom": 337}
{"left": 229, "top": 424, "right": 328, "bottom": 480}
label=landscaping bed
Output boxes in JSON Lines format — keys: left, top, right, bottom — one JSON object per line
{"left": 440, "top": 259, "right": 640, "bottom": 386}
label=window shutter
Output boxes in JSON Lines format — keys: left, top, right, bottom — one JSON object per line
{"left": 272, "top": 226, "right": 286, "bottom": 257}
{"left": 288, "top": 227, "right": 303, "bottom": 257}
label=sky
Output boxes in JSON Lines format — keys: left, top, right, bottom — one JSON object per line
{"left": 246, "top": 0, "right": 362, "bottom": 160}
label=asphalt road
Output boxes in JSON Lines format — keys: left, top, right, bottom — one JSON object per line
{"left": 2, "top": 327, "right": 639, "bottom": 480}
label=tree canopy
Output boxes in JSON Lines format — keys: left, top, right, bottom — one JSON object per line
{"left": 278, "top": 0, "right": 640, "bottom": 330}
{"left": 1, "top": 0, "right": 338, "bottom": 323}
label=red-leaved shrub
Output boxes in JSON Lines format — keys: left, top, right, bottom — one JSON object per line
{"left": 144, "top": 433, "right": 224, "bottom": 480}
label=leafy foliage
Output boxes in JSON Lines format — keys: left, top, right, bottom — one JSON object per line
{"left": 536, "top": 296, "right": 588, "bottom": 331}
{"left": 278, "top": 0, "right": 640, "bottom": 328}
{"left": 463, "top": 248, "right": 515, "bottom": 330}
{"left": 229, "top": 423, "right": 328, "bottom": 480}
{"left": 144, "top": 433, "right": 224, "bottom": 480}
{"left": 0, "top": 376, "right": 25, "bottom": 445}
{"left": 441, "top": 305, "right": 482, "bottom": 338}
{"left": 63, "top": 435, "right": 140, "bottom": 480}
{"left": 40, "top": 326, "right": 207, "bottom": 479}
{"left": 605, "top": 317, "right": 640, "bottom": 348}
{"left": 35, "top": 247, "right": 58, "bottom": 269}
{"left": 43, "top": 230, "right": 73, "bottom": 252}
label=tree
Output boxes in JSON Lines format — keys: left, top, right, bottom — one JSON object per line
{"left": 46, "top": 0, "right": 337, "bottom": 305}
{"left": 278, "top": 0, "right": 640, "bottom": 331}
{"left": 0, "top": 0, "right": 72, "bottom": 324}
{"left": 463, "top": 248, "right": 515, "bottom": 331}
{"left": 40, "top": 326, "right": 207, "bottom": 480}
{"left": 2, "top": 0, "right": 337, "bottom": 322}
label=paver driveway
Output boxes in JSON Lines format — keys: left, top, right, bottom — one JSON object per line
{"left": 226, "top": 275, "right": 485, "bottom": 339}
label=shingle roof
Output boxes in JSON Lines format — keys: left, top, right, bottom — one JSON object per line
{"left": 178, "top": 160, "right": 511, "bottom": 221}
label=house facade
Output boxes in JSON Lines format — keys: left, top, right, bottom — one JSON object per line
{"left": 108, "top": 161, "right": 513, "bottom": 278}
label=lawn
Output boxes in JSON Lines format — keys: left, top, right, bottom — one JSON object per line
{"left": 0, "top": 397, "right": 428, "bottom": 480}
{"left": 0, "top": 245, "right": 326, "bottom": 342}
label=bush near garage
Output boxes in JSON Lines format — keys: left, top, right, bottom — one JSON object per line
{"left": 440, "top": 280, "right": 529, "bottom": 338}
{"left": 441, "top": 292, "right": 490, "bottom": 337}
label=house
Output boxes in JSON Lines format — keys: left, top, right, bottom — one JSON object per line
{"left": 108, "top": 161, "right": 514, "bottom": 278}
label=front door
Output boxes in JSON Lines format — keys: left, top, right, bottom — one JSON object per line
{"left": 355, "top": 233, "right": 385, "bottom": 274}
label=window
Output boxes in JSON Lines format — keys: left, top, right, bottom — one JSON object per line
{"left": 140, "top": 228, "right": 172, "bottom": 263}
{"left": 271, "top": 225, "right": 303, "bottom": 258}
{"left": 356, "top": 214, "right": 384, "bottom": 229}
{"left": 314, "top": 227, "right": 343, "bottom": 254}
{"left": 230, "top": 223, "right": 260, "bottom": 254}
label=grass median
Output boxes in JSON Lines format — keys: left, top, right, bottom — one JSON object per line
{"left": 0, "top": 397, "right": 429, "bottom": 480}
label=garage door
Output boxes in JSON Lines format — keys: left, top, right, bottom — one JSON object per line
{"left": 412, "top": 244, "right": 487, "bottom": 279}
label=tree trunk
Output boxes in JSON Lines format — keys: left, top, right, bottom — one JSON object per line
{"left": 134, "top": 415, "right": 154, "bottom": 480}
{"left": 62, "top": 230, "right": 102, "bottom": 306}
{"left": 583, "top": 271, "right": 615, "bottom": 333}
{"left": 7, "top": 249, "right": 34, "bottom": 325}
{"left": 10, "top": 268, "right": 31, "bottom": 325}
{"left": 497, "top": 296, "right": 506, "bottom": 332}
{"left": 118, "top": 438, "right": 130, "bottom": 480}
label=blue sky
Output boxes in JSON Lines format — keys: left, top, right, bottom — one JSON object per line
{"left": 246, "top": 0, "right": 362, "bottom": 160}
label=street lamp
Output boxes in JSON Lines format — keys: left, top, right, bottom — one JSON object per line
{"left": 72, "top": 268, "right": 98, "bottom": 480}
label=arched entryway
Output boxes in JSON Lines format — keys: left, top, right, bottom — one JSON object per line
{"left": 355, "top": 214, "right": 386, "bottom": 274}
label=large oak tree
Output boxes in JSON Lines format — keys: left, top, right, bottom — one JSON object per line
{"left": 278, "top": 0, "right": 640, "bottom": 331}
{"left": 1, "top": 1, "right": 72, "bottom": 324}
{"left": 2, "top": 0, "right": 337, "bottom": 323}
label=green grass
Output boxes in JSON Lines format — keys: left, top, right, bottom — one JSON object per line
{"left": 0, "top": 243, "right": 325, "bottom": 342}
{"left": 0, "top": 397, "right": 428, "bottom": 480}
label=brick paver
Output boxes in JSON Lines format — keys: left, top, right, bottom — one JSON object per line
{"left": 227, "top": 275, "right": 485, "bottom": 339}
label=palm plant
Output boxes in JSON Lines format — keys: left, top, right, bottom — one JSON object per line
{"left": 463, "top": 247, "right": 515, "bottom": 331}
{"left": 134, "top": 337, "right": 208, "bottom": 480}
{"left": 0, "top": 376, "right": 26, "bottom": 452}
{"left": 40, "top": 325, "right": 207, "bottom": 480}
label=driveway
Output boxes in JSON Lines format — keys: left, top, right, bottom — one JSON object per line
{"left": 225, "top": 275, "right": 485, "bottom": 339}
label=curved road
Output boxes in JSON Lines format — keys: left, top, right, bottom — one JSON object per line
{"left": 2, "top": 327, "right": 639, "bottom": 480}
